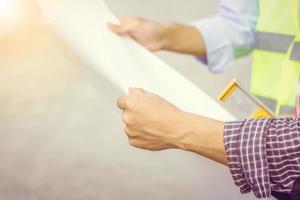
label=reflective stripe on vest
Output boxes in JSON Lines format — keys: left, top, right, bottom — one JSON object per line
{"left": 291, "top": 42, "right": 300, "bottom": 61}
{"left": 255, "top": 32, "right": 300, "bottom": 62}
{"left": 255, "top": 32, "right": 294, "bottom": 53}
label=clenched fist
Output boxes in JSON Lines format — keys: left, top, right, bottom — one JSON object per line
{"left": 117, "top": 88, "right": 227, "bottom": 165}
{"left": 117, "top": 88, "right": 188, "bottom": 151}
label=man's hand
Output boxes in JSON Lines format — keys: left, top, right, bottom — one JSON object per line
{"left": 117, "top": 88, "right": 228, "bottom": 165}
{"left": 117, "top": 87, "right": 188, "bottom": 151}
{"left": 107, "top": 17, "right": 206, "bottom": 56}
{"left": 107, "top": 17, "right": 169, "bottom": 52}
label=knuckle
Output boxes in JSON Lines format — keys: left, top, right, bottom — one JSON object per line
{"left": 117, "top": 96, "right": 134, "bottom": 110}
{"left": 127, "top": 97, "right": 134, "bottom": 108}
{"left": 121, "top": 113, "right": 128, "bottom": 123}
{"left": 117, "top": 96, "right": 126, "bottom": 108}
{"left": 122, "top": 113, "right": 133, "bottom": 125}
{"left": 124, "top": 99, "right": 133, "bottom": 110}
{"left": 123, "top": 127, "right": 132, "bottom": 137}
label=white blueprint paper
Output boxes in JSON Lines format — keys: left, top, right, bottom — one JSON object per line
{"left": 38, "top": 0, "right": 234, "bottom": 121}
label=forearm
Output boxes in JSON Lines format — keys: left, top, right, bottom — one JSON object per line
{"left": 174, "top": 112, "right": 228, "bottom": 165}
{"left": 162, "top": 23, "right": 206, "bottom": 56}
{"left": 119, "top": 88, "right": 300, "bottom": 198}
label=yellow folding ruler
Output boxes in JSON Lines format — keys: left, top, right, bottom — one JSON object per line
{"left": 218, "top": 79, "right": 274, "bottom": 119}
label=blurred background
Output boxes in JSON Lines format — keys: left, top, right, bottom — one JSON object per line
{"left": 0, "top": 0, "right": 262, "bottom": 200}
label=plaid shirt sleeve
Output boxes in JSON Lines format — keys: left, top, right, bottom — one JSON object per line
{"left": 224, "top": 118, "right": 300, "bottom": 199}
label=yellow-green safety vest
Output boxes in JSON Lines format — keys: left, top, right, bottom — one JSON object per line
{"left": 251, "top": 0, "right": 300, "bottom": 115}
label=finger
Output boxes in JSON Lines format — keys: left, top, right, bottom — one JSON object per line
{"left": 107, "top": 22, "right": 122, "bottom": 33}
{"left": 124, "top": 127, "right": 141, "bottom": 138}
{"left": 106, "top": 22, "right": 131, "bottom": 36}
{"left": 128, "top": 138, "right": 152, "bottom": 150}
{"left": 128, "top": 138, "right": 147, "bottom": 149}
{"left": 117, "top": 95, "right": 129, "bottom": 110}
{"left": 128, "top": 138, "right": 139, "bottom": 147}
{"left": 122, "top": 112, "right": 133, "bottom": 125}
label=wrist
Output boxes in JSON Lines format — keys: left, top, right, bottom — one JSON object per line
{"left": 173, "top": 112, "right": 202, "bottom": 150}
{"left": 160, "top": 23, "right": 178, "bottom": 51}
{"left": 173, "top": 112, "right": 228, "bottom": 165}
{"left": 160, "top": 23, "right": 206, "bottom": 56}
{"left": 170, "top": 112, "right": 201, "bottom": 150}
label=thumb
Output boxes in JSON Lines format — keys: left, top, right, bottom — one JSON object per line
{"left": 107, "top": 22, "right": 129, "bottom": 35}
